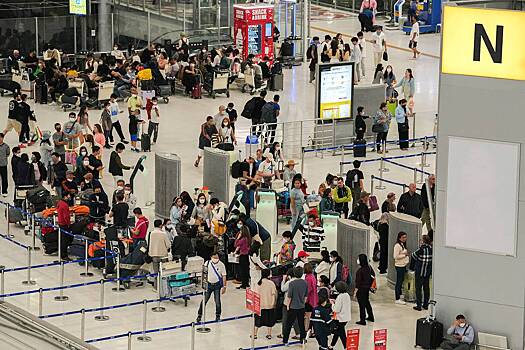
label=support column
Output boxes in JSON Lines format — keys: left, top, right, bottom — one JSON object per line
{"left": 98, "top": 0, "right": 112, "bottom": 51}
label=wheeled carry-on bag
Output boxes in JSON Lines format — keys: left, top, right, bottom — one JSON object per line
{"left": 141, "top": 133, "right": 151, "bottom": 152}
{"left": 353, "top": 139, "right": 366, "bottom": 157}
{"left": 192, "top": 83, "right": 202, "bottom": 99}
{"left": 270, "top": 73, "right": 283, "bottom": 91}
{"left": 415, "top": 300, "right": 443, "bottom": 349}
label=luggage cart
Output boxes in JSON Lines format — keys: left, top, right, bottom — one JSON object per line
{"left": 203, "top": 69, "right": 230, "bottom": 99}
{"left": 160, "top": 270, "right": 198, "bottom": 306}
{"left": 241, "top": 67, "right": 267, "bottom": 95}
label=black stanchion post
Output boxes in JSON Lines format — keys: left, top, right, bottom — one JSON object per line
{"left": 80, "top": 240, "right": 93, "bottom": 277}
{"left": 6, "top": 205, "right": 12, "bottom": 238}
{"left": 94, "top": 279, "right": 109, "bottom": 321}
{"left": 38, "top": 288, "right": 43, "bottom": 316}
{"left": 54, "top": 261, "right": 69, "bottom": 301}
{"left": 22, "top": 246, "right": 36, "bottom": 285}
{"left": 31, "top": 215, "right": 40, "bottom": 251}
{"left": 80, "top": 308, "right": 86, "bottom": 341}
{"left": 137, "top": 300, "right": 152, "bottom": 342}
{"left": 370, "top": 175, "right": 375, "bottom": 196}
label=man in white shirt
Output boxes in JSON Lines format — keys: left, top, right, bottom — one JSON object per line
{"left": 357, "top": 32, "right": 367, "bottom": 78}
{"left": 371, "top": 26, "right": 387, "bottom": 66}
{"left": 409, "top": 17, "right": 421, "bottom": 58}
{"left": 197, "top": 252, "right": 227, "bottom": 322}
{"left": 213, "top": 105, "right": 228, "bottom": 126}
{"left": 257, "top": 153, "right": 277, "bottom": 188}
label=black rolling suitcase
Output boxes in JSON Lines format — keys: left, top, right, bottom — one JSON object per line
{"left": 270, "top": 74, "right": 283, "bottom": 91}
{"left": 35, "top": 80, "right": 48, "bottom": 104}
{"left": 415, "top": 301, "right": 443, "bottom": 349}
{"left": 141, "top": 133, "right": 151, "bottom": 152}
{"left": 353, "top": 139, "right": 366, "bottom": 157}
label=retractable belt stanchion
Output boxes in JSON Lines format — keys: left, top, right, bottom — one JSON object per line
{"left": 112, "top": 255, "right": 125, "bottom": 292}
{"left": 250, "top": 311, "right": 255, "bottom": 350}
{"left": 375, "top": 163, "right": 386, "bottom": 190}
{"left": 31, "top": 215, "right": 40, "bottom": 251}
{"left": 57, "top": 227, "right": 62, "bottom": 263}
{"left": 197, "top": 264, "right": 211, "bottom": 333}
{"left": 54, "top": 261, "right": 69, "bottom": 301}
{"left": 80, "top": 308, "right": 86, "bottom": 341}
{"left": 339, "top": 145, "right": 345, "bottom": 176}
{"left": 413, "top": 168, "right": 417, "bottom": 184}
{"left": 152, "top": 262, "right": 166, "bottom": 312}
{"left": 0, "top": 266, "right": 5, "bottom": 302}
{"left": 80, "top": 239, "right": 93, "bottom": 277}
{"left": 94, "top": 279, "right": 109, "bottom": 321}
{"left": 38, "top": 288, "right": 43, "bottom": 316}
{"left": 22, "top": 246, "right": 36, "bottom": 285}
{"left": 6, "top": 205, "right": 12, "bottom": 238}
{"left": 378, "top": 155, "right": 389, "bottom": 173}
{"left": 137, "top": 300, "right": 152, "bottom": 342}
{"left": 127, "top": 331, "right": 132, "bottom": 350}
{"left": 418, "top": 163, "right": 425, "bottom": 184}
{"left": 411, "top": 113, "right": 417, "bottom": 147}
{"left": 191, "top": 322, "right": 196, "bottom": 350}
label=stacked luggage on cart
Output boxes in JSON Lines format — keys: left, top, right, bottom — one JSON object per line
{"left": 203, "top": 68, "right": 230, "bottom": 99}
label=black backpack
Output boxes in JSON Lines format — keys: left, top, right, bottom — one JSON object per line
{"left": 261, "top": 102, "right": 277, "bottom": 123}
{"left": 231, "top": 160, "right": 243, "bottom": 179}
{"left": 306, "top": 45, "right": 314, "bottom": 60}
{"left": 241, "top": 98, "right": 257, "bottom": 119}
{"left": 345, "top": 169, "right": 360, "bottom": 189}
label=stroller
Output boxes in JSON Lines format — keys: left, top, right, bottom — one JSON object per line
{"left": 119, "top": 240, "right": 149, "bottom": 288}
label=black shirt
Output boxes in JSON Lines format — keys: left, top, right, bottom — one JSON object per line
{"left": 345, "top": 168, "right": 364, "bottom": 190}
{"left": 397, "top": 192, "right": 424, "bottom": 218}
{"left": 8, "top": 99, "right": 19, "bottom": 120}
{"left": 88, "top": 154, "right": 103, "bottom": 179}
{"left": 129, "top": 114, "right": 139, "bottom": 135}
{"left": 226, "top": 108, "right": 238, "bottom": 123}
{"left": 111, "top": 202, "right": 129, "bottom": 227}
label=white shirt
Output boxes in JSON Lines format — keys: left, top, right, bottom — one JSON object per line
{"left": 258, "top": 160, "right": 276, "bottom": 177}
{"left": 206, "top": 260, "right": 227, "bottom": 284}
{"left": 350, "top": 44, "right": 362, "bottom": 63}
{"left": 359, "top": 38, "right": 367, "bottom": 57}
{"left": 109, "top": 101, "right": 120, "bottom": 123}
{"left": 410, "top": 22, "right": 420, "bottom": 42}
{"left": 333, "top": 292, "right": 352, "bottom": 322}
{"left": 150, "top": 104, "right": 160, "bottom": 123}
{"left": 315, "top": 261, "right": 330, "bottom": 278}
{"left": 372, "top": 31, "right": 385, "bottom": 52}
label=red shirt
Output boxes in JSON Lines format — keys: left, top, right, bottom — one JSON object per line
{"left": 56, "top": 200, "right": 71, "bottom": 226}
{"left": 133, "top": 216, "right": 149, "bottom": 240}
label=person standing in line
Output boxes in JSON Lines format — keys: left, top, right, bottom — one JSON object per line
{"left": 311, "top": 290, "right": 333, "bottom": 350}
{"left": 234, "top": 225, "right": 251, "bottom": 289}
{"left": 0, "top": 133, "right": 10, "bottom": 197}
{"left": 328, "top": 250, "right": 343, "bottom": 286}
{"left": 315, "top": 249, "right": 331, "bottom": 279}
{"left": 290, "top": 177, "right": 306, "bottom": 230}
{"left": 397, "top": 183, "right": 424, "bottom": 219}
{"left": 109, "top": 143, "right": 133, "bottom": 184}
{"left": 395, "top": 98, "right": 410, "bottom": 150}
{"left": 357, "top": 31, "right": 367, "bottom": 78}
{"left": 148, "top": 219, "right": 171, "bottom": 290}
{"left": 253, "top": 268, "right": 277, "bottom": 340}
{"left": 355, "top": 106, "right": 367, "bottom": 140}
{"left": 331, "top": 281, "right": 352, "bottom": 348}
{"left": 409, "top": 16, "right": 421, "bottom": 58}
{"left": 51, "top": 152, "right": 68, "bottom": 197}
{"left": 420, "top": 174, "right": 435, "bottom": 231}
{"left": 56, "top": 191, "right": 72, "bottom": 261}
{"left": 130, "top": 207, "right": 149, "bottom": 250}
{"left": 372, "top": 102, "right": 392, "bottom": 153}
{"left": 393, "top": 231, "right": 410, "bottom": 305}
{"left": 411, "top": 235, "right": 432, "bottom": 311}
{"left": 355, "top": 254, "right": 375, "bottom": 325}
{"left": 303, "top": 263, "right": 318, "bottom": 337}
{"left": 196, "top": 252, "right": 227, "bottom": 322}
{"left": 377, "top": 213, "right": 390, "bottom": 274}
{"left": 195, "top": 116, "right": 218, "bottom": 167}
{"left": 52, "top": 123, "right": 67, "bottom": 161}
{"left": 381, "top": 192, "right": 396, "bottom": 213}
{"left": 128, "top": 109, "right": 144, "bottom": 153}
{"left": 282, "top": 267, "right": 308, "bottom": 346}
{"left": 383, "top": 65, "right": 397, "bottom": 99}
{"left": 351, "top": 191, "right": 371, "bottom": 226}
{"left": 261, "top": 95, "right": 280, "bottom": 145}
{"left": 332, "top": 176, "right": 352, "bottom": 219}
{"left": 345, "top": 160, "right": 364, "bottom": 210}
{"left": 109, "top": 94, "right": 128, "bottom": 144}
{"left": 147, "top": 97, "right": 160, "bottom": 145}
{"left": 100, "top": 102, "right": 113, "bottom": 149}
{"left": 349, "top": 37, "right": 362, "bottom": 83}
{"left": 371, "top": 26, "right": 387, "bottom": 66}
{"left": 395, "top": 69, "right": 416, "bottom": 114}
{"left": 249, "top": 241, "right": 268, "bottom": 289}
{"left": 307, "top": 37, "right": 319, "bottom": 83}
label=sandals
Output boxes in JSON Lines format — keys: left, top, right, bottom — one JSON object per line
{"left": 265, "top": 335, "right": 272, "bottom": 340}
{"left": 250, "top": 335, "right": 258, "bottom": 339}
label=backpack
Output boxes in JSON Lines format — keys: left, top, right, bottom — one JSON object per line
{"left": 261, "top": 102, "right": 277, "bottom": 123}
{"left": 241, "top": 98, "right": 257, "bottom": 119}
{"left": 345, "top": 169, "right": 360, "bottom": 189}
{"left": 306, "top": 44, "right": 315, "bottom": 60}
{"left": 231, "top": 160, "right": 243, "bottom": 179}
{"left": 341, "top": 264, "right": 352, "bottom": 286}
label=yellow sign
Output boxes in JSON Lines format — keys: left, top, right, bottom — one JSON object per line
{"left": 441, "top": 6, "right": 525, "bottom": 81}
{"left": 69, "top": 0, "right": 87, "bottom": 15}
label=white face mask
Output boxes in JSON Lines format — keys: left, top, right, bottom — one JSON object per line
{"left": 117, "top": 186, "right": 124, "bottom": 191}
{"left": 67, "top": 178, "right": 73, "bottom": 182}
{"left": 308, "top": 221, "right": 314, "bottom": 227}
{"left": 237, "top": 223, "right": 243, "bottom": 229}
{"left": 81, "top": 151, "right": 87, "bottom": 156}
{"left": 70, "top": 117, "right": 76, "bottom": 122}
{"left": 124, "top": 190, "right": 131, "bottom": 195}
{"left": 211, "top": 258, "right": 219, "bottom": 264}
{"left": 199, "top": 198, "right": 206, "bottom": 204}
{"left": 459, "top": 323, "right": 466, "bottom": 328}
{"left": 330, "top": 257, "right": 335, "bottom": 262}
{"left": 357, "top": 258, "right": 361, "bottom": 265}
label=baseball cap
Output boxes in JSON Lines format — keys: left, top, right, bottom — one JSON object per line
{"left": 298, "top": 250, "right": 309, "bottom": 258}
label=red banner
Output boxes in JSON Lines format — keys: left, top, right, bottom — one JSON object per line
{"left": 374, "top": 329, "right": 388, "bottom": 350}
{"left": 346, "top": 329, "right": 360, "bottom": 350}
{"left": 245, "top": 288, "right": 261, "bottom": 316}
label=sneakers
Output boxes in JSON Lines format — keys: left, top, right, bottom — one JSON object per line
{"left": 395, "top": 299, "right": 406, "bottom": 305}
{"left": 413, "top": 306, "right": 422, "bottom": 311}
{"left": 121, "top": 140, "right": 129, "bottom": 144}
{"left": 2, "top": 193, "right": 7, "bottom": 198}
{"left": 356, "top": 321, "right": 366, "bottom": 326}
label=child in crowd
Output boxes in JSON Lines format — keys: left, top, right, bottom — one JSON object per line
{"left": 109, "top": 93, "right": 128, "bottom": 144}
{"left": 277, "top": 230, "right": 295, "bottom": 264}
{"left": 311, "top": 291, "right": 333, "bottom": 350}
{"left": 147, "top": 97, "right": 160, "bottom": 145}
{"left": 226, "top": 102, "right": 238, "bottom": 132}
{"left": 129, "top": 109, "right": 144, "bottom": 152}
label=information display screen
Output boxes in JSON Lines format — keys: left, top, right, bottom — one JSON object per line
{"left": 69, "top": 0, "right": 87, "bottom": 15}
{"left": 247, "top": 25, "right": 262, "bottom": 55}
{"left": 316, "top": 62, "right": 354, "bottom": 120}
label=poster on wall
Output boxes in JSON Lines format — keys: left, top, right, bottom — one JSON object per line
{"left": 69, "top": 0, "right": 87, "bottom": 15}
{"left": 316, "top": 62, "right": 354, "bottom": 120}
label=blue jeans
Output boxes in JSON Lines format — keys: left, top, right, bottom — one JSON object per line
{"left": 197, "top": 282, "right": 222, "bottom": 319}
{"left": 395, "top": 266, "right": 406, "bottom": 300}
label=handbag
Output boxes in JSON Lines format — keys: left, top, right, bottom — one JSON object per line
{"left": 370, "top": 274, "right": 377, "bottom": 293}
{"left": 382, "top": 51, "right": 388, "bottom": 62}
{"left": 372, "top": 124, "right": 383, "bottom": 133}
{"left": 369, "top": 195, "right": 379, "bottom": 211}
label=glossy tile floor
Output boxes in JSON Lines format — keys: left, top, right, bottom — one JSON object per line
{"left": 0, "top": 8, "right": 440, "bottom": 350}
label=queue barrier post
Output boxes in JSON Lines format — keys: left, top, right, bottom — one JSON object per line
{"left": 190, "top": 322, "right": 196, "bottom": 350}
{"left": 339, "top": 145, "right": 345, "bottom": 176}
{"left": 411, "top": 112, "right": 417, "bottom": 147}
{"left": 94, "top": 279, "right": 109, "bottom": 321}
{"left": 152, "top": 261, "right": 166, "bottom": 312}
{"left": 413, "top": 168, "right": 417, "bottom": 184}
{"left": 128, "top": 331, "right": 132, "bottom": 350}
{"left": 38, "top": 288, "right": 43, "bottom": 317}
{"left": 80, "top": 239, "right": 93, "bottom": 277}
{"left": 112, "top": 255, "right": 125, "bottom": 292}
{"left": 403, "top": 184, "right": 407, "bottom": 193}
{"left": 0, "top": 265, "right": 5, "bottom": 302}
{"left": 375, "top": 162, "right": 386, "bottom": 190}
{"left": 6, "top": 205, "right": 11, "bottom": 238}
{"left": 54, "top": 261, "right": 69, "bottom": 301}
{"left": 418, "top": 162, "right": 425, "bottom": 184}
{"left": 370, "top": 175, "right": 375, "bottom": 196}
{"left": 57, "top": 227, "right": 62, "bottom": 263}
{"left": 22, "top": 246, "right": 36, "bottom": 285}
{"left": 300, "top": 147, "right": 304, "bottom": 175}
{"left": 196, "top": 287, "right": 211, "bottom": 333}
{"left": 80, "top": 308, "right": 86, "bottom": 341}
{"left": 137, "top": 299, "right": 152, "bottom": 342}
{"left": 378, "top": 155, "right": 389, "bottom": 173}
{"left": 250, "top": 311, "right": 255, "bottom": 350}
{"left": 31, "top": 215, "right": 40, "bottom": 251}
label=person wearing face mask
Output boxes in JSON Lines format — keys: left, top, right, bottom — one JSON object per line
{"left": 61, "top": 171, "right": 78, "bottom": 206}
{"left": 395, "top": 99, "right": 410, "bottom": 150}
{"left": 169, "top": 196, "right": 186, "bottom": 227}
{"left": 195, "top": 116, "right": 218, "bottom": 167}
{"left": 225, "top": 102, "right": 238, "bottom": 132}
{"left": 290, "top": 177, "right": 306, "bottom": 230}
{"left": 88, "top": 185, "right": 109, "bottom": 223}
{"left": 80, "top": 172, "right": 100, "bottom": 192}
{"left": 218, "top": 117, "right": 235, "bottom": 147}
{"left": 355, "top": 253, "right": 375, "bottom": 325}
{"left": 15, "top": 153, "right": 35, "bottom": 186}
{"left": 112, "top": 179, "right": 126, "bottom": 205}
{"left": 109, "top": 191, "right": 129, "bottom": 229}
{"left": 383, "top": 65, "right": 397, "bottom": 99}
{"left": 111, "top": 44, "right": 125, "bottom": 61}
{"left": 52, "top": 123, "right": 67, "bottom": 160}
{"left": 277, "top": 230, "right": 295, "bottom": 264}
{"left": 295, "top": 250, "right": 309, "bottom": 268}
{"left": 372, "top": 102, "right": 392, "bottom": 154}
{"left": 39, "top": 131, "right": 53, "bottom": 183}
{"left": 331, "top": 177, "right": 352, "bottom": 218}
{"left": 51, "top": 152, "right": 67, "bottom": 197}
{"left": 328, "top": 250, "right": 344, "bottom": 286}
{"left": 30, "top": 152, "right": 46, "bottom": 186}
{"left": 147, "top": 97, "right": 160, "bottom": 145}
{"left": 76, "top": 146, "right": 89, "bottom": 170}
{"left": 109, "top": 143, "right": 132, "bottom": 183}
{"left": 315, "top": 249, "right": 331, "bottom": 279}
{"left": 127, "top": 87, "right": 143, "bottom": 116}
{"left": 191, "top": 193, "right": 211, "bottom": 231}
{"left": 196, "top": 252, "right": 227, "bottom": 322}
{"left": 441, "top": 315, "right": 474, "bottom": 350}
{"left": 63, "top": 112, "right": 83, "bottom": 151}
{"left": 124, "top": 184, "right": 137, "bottom": 226}
{"left": 234, "top": 225, "right": 251, "bottom": 289}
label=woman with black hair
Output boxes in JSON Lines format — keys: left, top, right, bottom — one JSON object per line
{"left": 234, "top": 225, "right": 252, "bottom": 289}
{"left": 328, "top": 250, "right": 343, "bottom": 286}
{"left": 373, "top": 63, "right": 384, "bottom": 84}
{"left": 331, "top": 281, "right": 352, "bottom": 348}
{"left": 319, "top": 188, "right": 334, "bottom": 214}
{"left": 355, "top": 254, "right": 375, "bottom": 325}
{"left": 180, "top": 191, "right": 195, "bottom": 221}
{"left": 315, "top": 249, "right": 331, "bottom": 279}
{"left": 31, "top": 152, "right": 47, "bottom": 185}
{"left": 393, "top": 231, "right": 409, "bottom": 304}
{"left": 377, "top": 213, "right": 390, "bottom": 274}
{"left": 383, "top": 65, "right": 397, "bottom": 98}
{"left": 249, "top": 241, "right": 267, "bottom": 289}
{"left": 16, "top": 153, "right": 35, "bottom": 186}
{"left": 253, "top": 268, "right": 277, "bottom": 340}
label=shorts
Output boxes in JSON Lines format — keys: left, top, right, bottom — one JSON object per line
{"left": 305, "top": 303, "right": 313, "bottom": 313}
{"left": 409, "top": 40, "right": 418, "bottom": 49}
{"left": 5, "top": 119, "right": 21, "bottom": 134}
{"left": 130, "top": 134, "right": 138, "bottom": 142}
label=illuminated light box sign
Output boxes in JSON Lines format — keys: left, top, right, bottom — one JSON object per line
{"left": 441, "top": 6, "right": 525, "bottom": 81}
{"left": 70, "top": 0, "right": 87, "bottom": 15}
{"left": 316, "top": 62, "right": 354, "bottom": 120}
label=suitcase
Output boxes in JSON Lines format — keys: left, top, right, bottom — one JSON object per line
{"left": 141, "top": 133, "right": 151, "bottom": 152}
{"left": 192, "top": 83, "right": 202, "bottom": 99}
{"left": 217, "top": 143, "right": 234, "bottom": 151}
{"left": 67, "top": 244, "right": 85, "bottom": 258}
{"left": 60, "top": 95, "right": 79, "bottom": 108}
{"left": 415, "top": 301, "right": 443, "bottom": 349}
{"left": 353, "top": 139, "right": 366, "bottom": 157}
{"left": 35, "top": 81, "right": 48, "bottom": 104}
{"left": 7, "top": 207, "right": 24, "bottom": 223}
{"left": 403, "top": 270, "right": 417, "bottom": 302}
{"left": 26, "top": 185, "right": 50, "bottom": 205}
{"left": 156, "top": 84, "right": 171, "bottom": 97}
{"left": 43, "top": 241, "right": 58, "bottom": 255}
{"left": 270, "top": 74, "right": 283, "bottom": 91}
